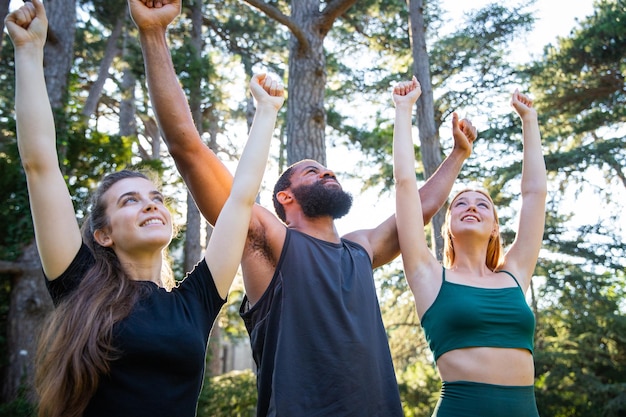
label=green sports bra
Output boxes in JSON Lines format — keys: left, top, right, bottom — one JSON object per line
{"left": 420, "top": 268, "right": 535, "bottom": 362}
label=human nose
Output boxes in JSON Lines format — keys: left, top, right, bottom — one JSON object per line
{"left": 319, "top": 168, "right": 336, "bottom": 179}
{"left": 143, "top": 200, "right": 157, "bottom": 211}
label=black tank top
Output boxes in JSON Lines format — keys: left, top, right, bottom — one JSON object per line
{"left": 240, "top": 228, "right": 403, "bottom": 417}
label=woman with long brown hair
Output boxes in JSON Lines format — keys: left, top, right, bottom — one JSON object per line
{"left": 392, "top": 77, "right": 546, "bottom": 416}
{"left": 6, "top": 2, "right": 284, "bottom": 416}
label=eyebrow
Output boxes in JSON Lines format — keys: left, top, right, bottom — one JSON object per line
{"left": 300, "top": 165, "right": 321, "bottom": 173}
{"left": 116, "top": 190, "right": 163, "bottom": 205}
{"left": 456, "top": 196, "right": 490, "bottom": 204}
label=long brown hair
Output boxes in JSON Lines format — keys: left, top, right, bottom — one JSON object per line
{"left": 35, "top": 170, "right": 174, "bottom": 417}
{"left": 442, "top": 189, "right": 504, "bottom": 271}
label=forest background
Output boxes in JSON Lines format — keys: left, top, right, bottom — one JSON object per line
{"left": 0, "top": 0, "right": 624, "bottom": 416}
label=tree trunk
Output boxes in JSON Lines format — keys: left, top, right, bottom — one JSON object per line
{"left": 286, "top": 0, "right": 328, "bottom": 165}
{"left": 243, "top": 0, "right": 356, "bottom": 166}
{"left": 407, "top": 0, "right": 445, "bottom": 259}
{"left": 119, "top": 64, "right": 137, "bottom": 137}
{"left": 183, "top": 0, "right": 204, "bottom": 273}
{"left": 0, "top": 0, "right": 10, "bottom": 54}
{"left": 43, "top": 0, "right": 77, "bottom": 109}
{"left": 186, "top": 0, "right": 219, "bottom": 377}
{"left": 120, "top": 20, "right": 137, "bottom": 139}
{"left": 82, "top": 12, "right": 125, "bottom": 118}
{"left": 1, "top": 241, "right": 54, "bottom": 403}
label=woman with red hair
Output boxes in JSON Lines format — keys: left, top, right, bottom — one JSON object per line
{"left": 392, "top": 76, "right": 546, "bottom": 416}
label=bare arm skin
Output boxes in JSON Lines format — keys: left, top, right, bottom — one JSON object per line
{"left": 129, "top": 0, "right": 287, "bottom": 303}
{"left": 205, "top": 74, "right": 284, "bottom": 298}
{"left": 501, "top": 90, "right": 547, "bottom": 292}
{"left": 129, "top": 0, "right": 233, "bottom": 225}
{"left": 7, "top": 0, "right": 82, "bottom": 279}
{"left": 344, "top": 89, "right": 476, "bottom": 269}
{"left": 392, "top": 77, "right": 442, "bottom": 294}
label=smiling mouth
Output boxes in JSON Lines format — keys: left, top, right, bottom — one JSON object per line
{"left": 461, "top": 215, "right": 479, "bottom": 222}
{"left": 140, "top": 218, "right": 164, "bottom": 227}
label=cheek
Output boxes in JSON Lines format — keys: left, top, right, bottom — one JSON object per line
{"left": 108, "top": 210, "right": 134, "bottom": 232}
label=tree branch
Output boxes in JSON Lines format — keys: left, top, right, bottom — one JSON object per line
{"left": 242, "top": 0, "right": 310, "bottom": 53}
{"left": 0, "top": 261, "right": 23, "bottom": 275}
{"left": 318, "top": 0, "right": 358, "bottom": 34}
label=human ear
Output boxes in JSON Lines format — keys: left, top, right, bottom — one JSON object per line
{"left": 276, "top": 190, "right": 293, "bottom": 206}
{"left": 93, "top": 228, "right": 113, "bottom": 247}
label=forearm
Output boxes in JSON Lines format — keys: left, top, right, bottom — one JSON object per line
{"left": 14, "top": 47, "right": 57, "bottom": 173}
{"left": 393, "top": 104, "right": 429, "bottom": 274}
{"left": 139, "top": 28, "right": 197, "bottom": 157}
{"left": 230, "top": 104, "right": 278, "bottom": 205}
{"left": 418, "top": 147, "right": 467, "bottom": 222}
{"left": 520, "top": 115, "right": 547, "bottom": 196}
{"left": 138, "top": 27, "right": 233, "bottom": 224}
{"left": 14, "top": 46, "right": 82, "bottom": 277}
{"left": 205, "top": 103, "right": 278, "bottom": 297}
{"left": 393, "top": 105, "right": 417, "bottom": 185}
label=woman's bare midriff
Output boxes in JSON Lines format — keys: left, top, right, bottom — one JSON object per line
{"left": 437, "top": 347, "right": 535, "bottom": 386}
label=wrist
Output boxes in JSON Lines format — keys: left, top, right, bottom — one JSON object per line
{"left": 14, "top": 45, "right": 44, "bottom": 61}
{"left": 394, "top": 102, "right": 415, "bottom": 111}
{"left": 138, "top": 25, "right": 169, "bottom": 41}
{"left": 254, "top": 103, "right": 281, "bottom": 115}
{"left": 451, "top": 143, "right": 471, "bottom": 160}
{"left": 519, "top": 111, "right": 538, "bottom": 124}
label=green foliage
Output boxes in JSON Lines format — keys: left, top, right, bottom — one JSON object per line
{"left": 429, "top": 2, "right": 535, "bottom": 120}
{"left": 397, "top": 361, "right": 441, "bottom": 417}
{"left": 0, "top": 395, "right": 35, "bottom": 417}
{"left": 0, "top": 143, "right": 31, "bottom": 260}
{"left": 79, "top": 0, "right": 127, "bottom": 28}
{"left": 377, "top": 264, "right": 441, "bottom": 414}
{"left": 217, "top": 285, "right": 250, "bottom": 341}
{"left": 197, "top": 369, "right": 257, "bottom": 417}
{"left": 528, "top": 0, "right": 626, "bottom": 201}
{"left": 0, "top": 40, "right": 32, "bottom": 260}
{"left": 0, "top": 380, "right": 35, "bottom": 416}
{"left": 204, "top": 0, "right": 288, "bottom": 74}
{"left": 534, "top": 262, "right": 626, "bottom": 416}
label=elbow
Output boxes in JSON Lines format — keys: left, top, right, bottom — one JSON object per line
{"left": 394, "top": 177, "right": 415, "bottom": 189}
{"left": 159, "top": 120, "right": 206, "bottom": 159}
{"left": 522, "top": 180, "right": 548, "bottom": 198}
{"left": 20, "top": 156, "right": 56, "bottom": 178}
{"left": 521, "top": 187, "right": 547, "bottom": 203}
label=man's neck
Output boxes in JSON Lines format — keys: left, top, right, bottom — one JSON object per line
{"left": 287, "top": 216, "right": 341, "bottom": 243}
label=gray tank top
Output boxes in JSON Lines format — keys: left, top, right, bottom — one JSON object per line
{"left": 240, "top": 228, "right": 403, "bottom": 416}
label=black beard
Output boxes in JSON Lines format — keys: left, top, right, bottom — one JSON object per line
{"left": 291, "top": 181, "right": 353, "bottom": 219}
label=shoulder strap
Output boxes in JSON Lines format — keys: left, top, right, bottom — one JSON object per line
{"left": 499, "top": 270, "right": 522, "bottom": 289}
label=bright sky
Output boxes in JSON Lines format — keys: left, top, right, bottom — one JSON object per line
{"left": 441, "top": 0, "right": 595, "bottom": 59}
{"left": 332, "top": 0, "right": 599, "bottom": 236}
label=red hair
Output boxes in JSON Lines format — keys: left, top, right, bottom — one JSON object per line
{"left": 441, "top": 189, "right": 504, "bottom": 271}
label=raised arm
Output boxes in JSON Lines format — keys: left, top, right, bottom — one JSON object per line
{"left": 392, "top": 77, "right": 439, "bottom": 286}
{"left": 344, "top": 89, "right": 476, "bottom": 268}
{"left": 503, "top": 90, "right": 547, "bottom": 291}
{"left": 128, "top": 0, "right": 233, "bottom": 225}
{"left": 7, "top": 0, "right": 82, "bottom": 279}
{"left": 419, "top": 111, "right": 477, "bottom": 222}
{"left": 205, "top": 74, "right": 284, "bottom": 298}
